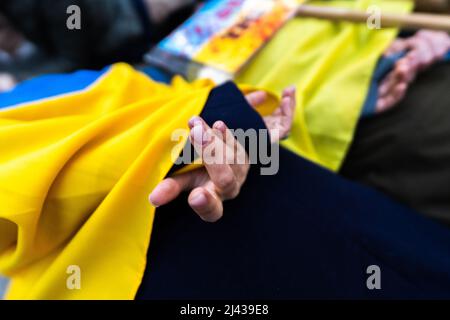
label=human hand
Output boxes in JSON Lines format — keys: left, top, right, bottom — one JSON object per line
{"left": 149, "top": 117, "right": 250, "bottom": 222}
{"left": 149, "top": 86, "right": 297, "bottom": 222}
{"left": 245, "top": 86, "right": 297, "bottom": 143}
{"left": 377, "top": 30, "right": 450, "bottom": 113}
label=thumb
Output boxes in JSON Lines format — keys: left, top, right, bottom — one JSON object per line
{"left": 149, "top": 174, "right": 194, "bottom": 207}
{"left": 245, "top": 91, "right": 268, "bottom": 108}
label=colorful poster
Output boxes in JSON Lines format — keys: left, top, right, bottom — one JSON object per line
{"left": 154, "top": 0, "right": 299, "bottom": 76}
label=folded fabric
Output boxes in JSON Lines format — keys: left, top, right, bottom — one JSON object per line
{"left": 0, "top": 62, "right": 279, "bottom": 299}
{"left": 0, "top": 63, "right": 218, "bottom": 299}
{"left": 236, "top": 0, "right": 413, "bottom": 171}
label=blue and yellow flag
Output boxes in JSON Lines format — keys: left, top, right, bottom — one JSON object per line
{"left": 238, "top": 0, "right": 413, "bottom": 170}
{"left": 0, "top": 64, "right": 216, "bottom": 299}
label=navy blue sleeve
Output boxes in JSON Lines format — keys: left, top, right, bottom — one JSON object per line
{"left": 169, "top": 81, "right": 271, "bottom": 175}
{"left": 199, "top": 82, "right": 268, "bottom": 135}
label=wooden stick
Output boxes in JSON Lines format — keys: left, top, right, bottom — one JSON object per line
{"left": 296, "top": 5, "right": 450, "bottom": 31}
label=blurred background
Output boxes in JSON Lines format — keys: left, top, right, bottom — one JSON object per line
{"left": 0, "top": 0, "right": 449, "bottom": 300}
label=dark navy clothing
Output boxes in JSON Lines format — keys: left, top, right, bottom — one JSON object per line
{"left": 138, "top": 147, "right": 450, "bottom": 299}
{"left": 137, "top": 82, "right": 450, "bottom": 300}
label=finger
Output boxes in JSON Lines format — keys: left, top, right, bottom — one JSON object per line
{"left": 264, "top": 116, "right": 284, "bottom": 143}
{"left": 212, "top": 121, "right": 249, "bottom": 184}
{"left": 212, "top": 121, "right": 240, "bottom": 166}
{"left": 378, "top": 57, "right": 412, "bottom": 99}
{"left": 403, "top": 38, "right": 427, "bottom": 67}
{"left": 190, "top": 118, "right": 248, "bottom": 195}
{"left": 395, "top": 57, "right": 418, "bottom": 84}
{"left": 282, "top": 85, "right": 296, "bottom": 99}
{"left": 246, "top": 91, "right": 268, "bottom": 108}
{"left": 376, "top": 95, "right": 395, "bottom": 113}
{"left": 376, "top": 76, "right": 407, "bottom": 113}
{"left": 276, "top": 98, "right": 295, "bottom": 140}
{"left": 262, "top": 86, "right": 297, "bottom": 143}
{"left": 376, "top": 82, "right": 407, "bottom": 113}
{"left": 404, "top": 50, "right": 420, "bottom": 69}
{"left": 213, "top": 120, "right": 236, "bottom": 149}
{"left": 213, "top": 120, "right": 247, "bottom": 160}
{"left": 188, "top": 187, "right": 223, "bottom": 222}
{"left": 280, "top": 95, "right": 294, "bottom": 119}
{"left": 149, "top": 174, "right": 194, "bottom": 207}
{"left": 378, "top": 83, "right": 407, "bottom": 113}
{"left": 190, "top": 121, "right": 238, "bottom": 198}
{"left": 390, "top": 82, "right": 408, "bottom": 106}
{"left": 188, "top": 116, "right": 206, "bottom": 130}
{"left": 395, "top": 59, "right": 413, "bottom": 83}
{"left": 378, "top": 72, "right": 396, "bottom": 97}
{"left": 376, "top": 97, "right": 387, "bottom": 113}
{"left": 190, "top": 117, "right": 237, "bottom": 161}
{"left": 281, "top": 86, "right": 296, "bottom": 117}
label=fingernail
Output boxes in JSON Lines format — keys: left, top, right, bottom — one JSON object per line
{"left": 191, "top": 124, "right": 203, "bottom": 144}
{"left": 188, "top": 116, "right": 202, "bottom": 129}
{"left": 214, "top": 121, "right": 227, "bottom": 134}
{"left": 148, "top": 194, "right": 160, "bottom": 208}
{"left": 284, "top": 85, "right": 296, "bottom": 95}
{"left": 190, "top": 193, "right": 207, "bottom": 208}
{"left": 191, "top": 124, "right": 211, "bottom": 146}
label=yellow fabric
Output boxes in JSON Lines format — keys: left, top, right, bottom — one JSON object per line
{"left": 237, "top": 0, "right": 414, "bottom": 170}
{"left": 0, "top": 64, "right": 217, "bottom": 299}
{"left": 0, "top": 63, "right": 278, "bottom": 300}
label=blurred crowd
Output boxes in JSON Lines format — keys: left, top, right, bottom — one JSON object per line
{"left": 0, "top": 0, "right": 203, "bottom": 90}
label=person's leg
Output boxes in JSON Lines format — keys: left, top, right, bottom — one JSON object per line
{"left": 137, "top": 148, "right": 450, "bottom": 299}
{"left": 341, "top": 63, "right": 450, "bottom": 225}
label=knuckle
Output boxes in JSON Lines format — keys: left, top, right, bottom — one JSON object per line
{"left": 223, "top": 179, "right": 242, "bottom": 200}
{"left": 227, "top": 186, "right": 241, "bottom": 200}
{"left": 162, "top": 178, "right": 180, "bottom": 193}
{"left": 200, "top": 209, "right": 223, "bottom": 223}
{"left": 217, "top": 170, "right": 236, "bottom": 190}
